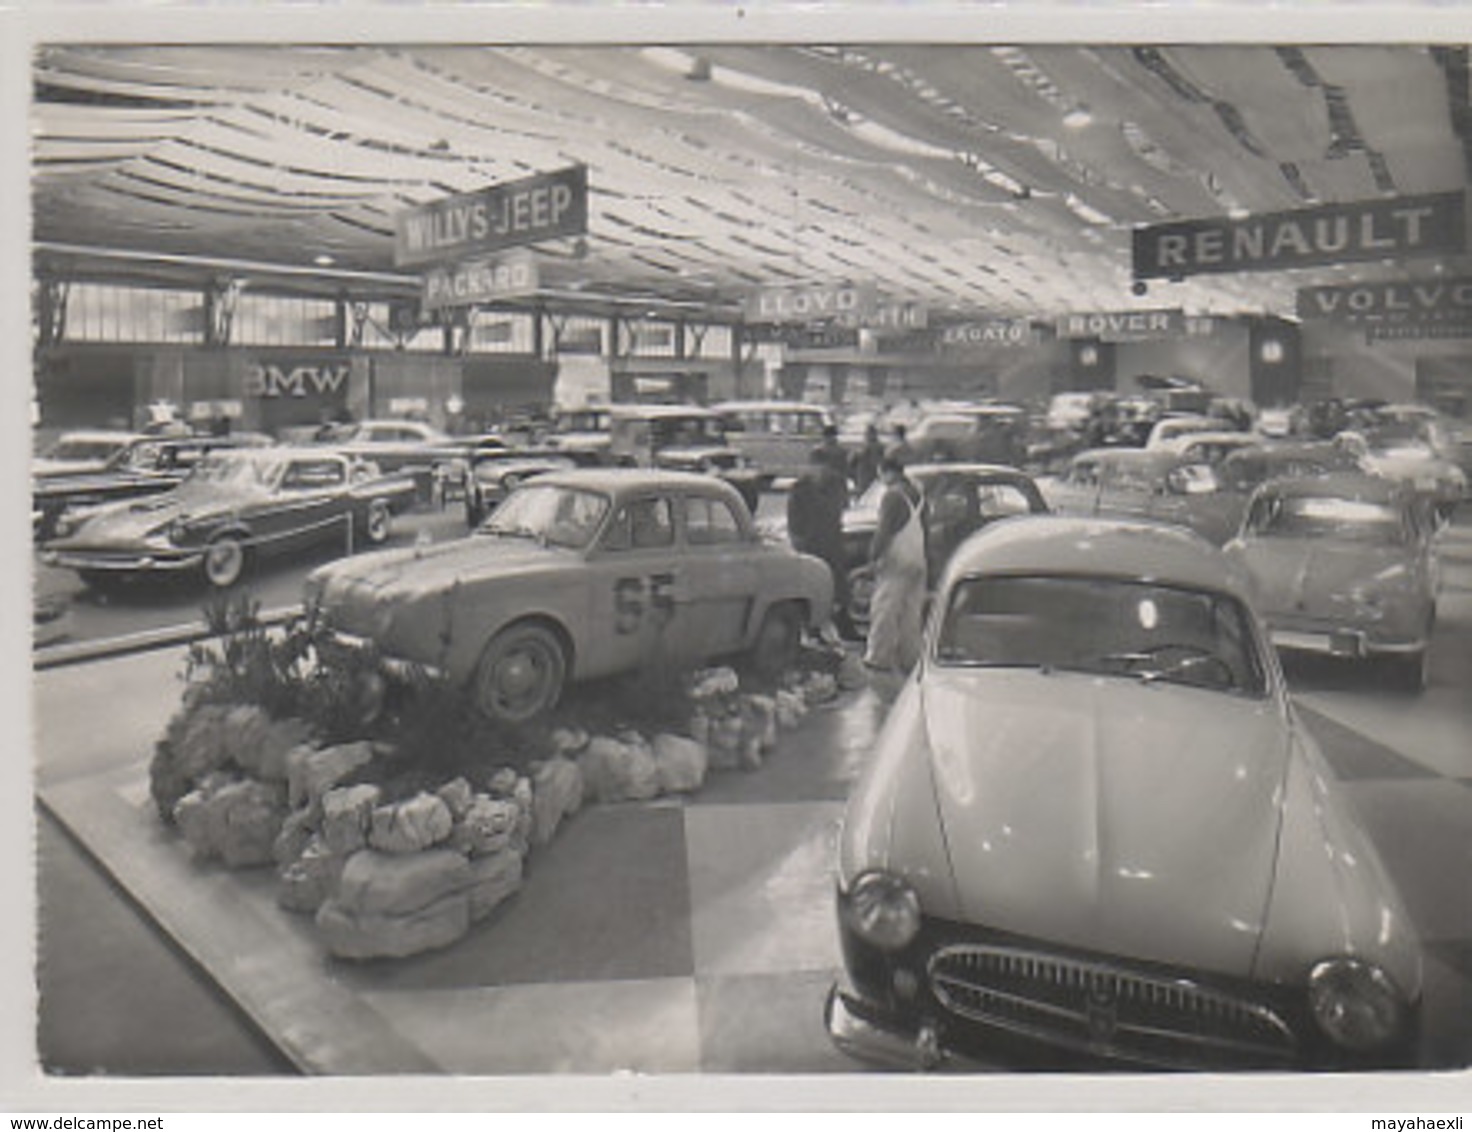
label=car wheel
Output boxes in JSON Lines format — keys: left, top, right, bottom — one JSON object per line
{"left": 202, "top": 533, "right": 249, "bottom": 588}
{"left": 364, "top": 500, "right": 392, "bottom": 545}
{"left": 748, "top": 601, "right": 801, "bottom": 679}
{"left": 846, "top": 565, "right": 874, "bottom": 639}
{"left": 472, "top": 622, "right": 567, "bottom": 723}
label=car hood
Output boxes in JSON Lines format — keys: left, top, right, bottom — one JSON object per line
{"left": 1234, "top": 537, "right": 1409, "bottom": 614}
{"left": 53, "top": 480, "right": 255, "bottom": 541}
{"left": 919, "top": 668, "right": 1291, "bottom": 977}
{"left": 33, "top": 457, "right": 111, "bottom": 478}
{"left": 313, "top": 534, "right": 577, "bottom": 609}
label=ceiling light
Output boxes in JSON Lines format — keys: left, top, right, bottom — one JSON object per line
{"left": 1062, "top": 106, "right": 1094, "bottom": 130}
{"left": 313, "top": 254, "right": 335, "bottom": 267}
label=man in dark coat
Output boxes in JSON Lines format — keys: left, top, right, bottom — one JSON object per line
{"left": 787, "top": 447, "right": 854, "bottom": 637}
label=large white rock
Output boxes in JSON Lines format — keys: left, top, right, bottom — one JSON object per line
{"left": 172, "top": 704, "right": 235, "bottom": 780}
{"left": 317, "top": 891, "right": 470, "bottom": 960}
{"left": 580, "top": 735, "right": 661, "bottom": 803}
{"left": 287, "top": 741, "right": 375, "bottom": 811}
{"left": 706, "top": 714, "right": 746, "bottom": 771}
{"left": 276, "top": 837, "right": 347, "bottom": 914}
{"left": 690, "top": 666, "right": 739, "bottom": 699}
{"left": 449, "top": 795, "right": 521, "bottom": 857}
{"left": 652, "top": 733, "right": 708, "bottom": 794}
{"left": 744, "top": 695, "right": 779, "bottom": 752}
{"left": 368, "top": 792, "right": 454, "bottom": 854}
{"left": 321, "top": 783, "right": 382, "bottom": 855}
{"left": 334, "top": 848, "right": 471, "bottom": 916}
{"left": 435, "top": 777, "right": 474, "bottom": 821}
{"left": 530, "top": 756, "right": 583, "bottom": 846}
{"left": 548, "top": 726, "right": 589, "bottom": 756}
{"left": 465, "top": 848, "right": 524, "bottom": 922}
{"left": 174, "top": 778, "right": 288, "bottom": 868}
{"left": 272, "top": 806, "right": 316, "bottom": 867}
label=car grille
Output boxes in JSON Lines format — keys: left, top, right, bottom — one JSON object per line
{"left": 928, "top": 943, "right": 1298, "bottom": 1069}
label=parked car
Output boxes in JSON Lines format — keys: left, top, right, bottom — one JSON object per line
{"left": 1223, "top": 472, "right": 1441, "bottom": 690}
{"left": 827, "top": 515, "right": 1422, "bottom": 1071}
{"left": 1041, "top": 447, "right": 1243, "bottom": 545}
{"left": 606, "top": 405, "right": 769, "bottom": 511}
{"left": 1217, "top": 439, "right": 1363, "bottom": 496}
{"left": 42, "top": 448, "right": 416, "bottom": 591}
{"left": 1158, "top": 431, "right": 1261, "bottom": 467}
{"left": 324, "top": 418, "right": 470, "bottom": 500}
{"left": 1339, "top": 421, "right": 1467, "bottom": 519}
{"left": 544, "top": 407, "right": 616, "bottom": 461}
{"left": 1144, "top": 414, "right": 1223, "bottom": 451}
{"left": 304, "top": 469, "right": 834, "bottom": 722}
{"left": 822, "top": 463, "right": 1049, "bottom": 632}
{"left": 909, "top": 404, "right": 1028, "bottom": 467}
{"left": 33, "top": 429, "right": 142, "bottom": 479}
{"left": 462, "top": 448, "right": 607, "bottom": 528}
{"left": 32, "top": 431, "right": 274, "bottom": 540}
{"left": 713, "top": 400, "right": 835, "bottom": 481}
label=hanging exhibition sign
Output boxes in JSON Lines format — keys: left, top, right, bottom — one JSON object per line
{"left": 1297, "top": 277, "right": 1472, "bottom": 323}
{"left": 394, "top": 165, "right": 588, "bottom": 268}
{"left": 842, "top": 303, "right": 928, "bottom": 331}
{"left": 1058, "top": 308, "right": 1185, "bottom": 341}
{"left": 1133, "top": 191, "right": 1466, "bottom": 280}
{"left": 940, "top": 319, "right": 1037, "bottom": 348}
{"left": 421, "top": 250, "right": 540, "bottom": 311}
{"left": 742, "top": 282, "right": 878, "bottom": 324}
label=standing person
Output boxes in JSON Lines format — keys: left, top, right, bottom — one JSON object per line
{"left": 886, "top": 422, "right": 918, "bottom": 468}
{"left": 787, "top": 448, "right": 854, "bottom": 638}
{"left": 850, "top": 423, "right": 884, "bottom": 495}
{"left": 864, "top": 454, "right": 927, "bottom": 674}
{"left": 812, "top": 423, "right": 850, "bottom": 485}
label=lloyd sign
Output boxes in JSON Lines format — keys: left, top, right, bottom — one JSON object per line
{"left": 422, "top": 251, "right": 539, "bottom": 311}
{"left": 1134, "top": 191, "right": 1466, "bottom": 280}
{"left": 394, "top": 165, "right": 588, "bottom": 269}
{"left": 742, "top": 282, "right": 878, "bottom": 324}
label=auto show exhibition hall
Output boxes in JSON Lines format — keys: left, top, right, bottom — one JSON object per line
{"left": 22, "top": 41, "right": 1472, "bottom": 1086}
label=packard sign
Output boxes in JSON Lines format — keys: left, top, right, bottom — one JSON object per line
{"left": 1058, "top": 309, "right": 1184, "bottom": 342}
{"left": 742, "top": 282, "right": 878, "bottom": 324}
{"left": 1133, "top": 191, "right": 1466, "bottom": 280}
{"left": 422, "top": 251, "right": 539, "bottom": 311}
{"left": 394, "top": 165, "right": 588, "bottom": 269}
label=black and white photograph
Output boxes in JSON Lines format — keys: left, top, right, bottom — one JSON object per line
{"left": 8, "top": 1, "right": 1472, "bottom": 1114}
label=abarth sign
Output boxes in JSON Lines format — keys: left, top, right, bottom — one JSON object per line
{"left": 1133, "top": 191, "right": 1465, "bottom": 279}
{"left": 394, "top": 165, "right": 588, "bottom": 268}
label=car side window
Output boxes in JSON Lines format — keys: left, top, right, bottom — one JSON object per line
{"left": 282, "top": 459, "right": 346, "bottom": 490}
{"left": 602, "top": 496, "right": 675, "bottom": 552}
{"left": 686, "top": 495, "right": 743, "bottom": 546}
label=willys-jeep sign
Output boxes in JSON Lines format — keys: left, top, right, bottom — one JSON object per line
{"left": 394, "top": 165, "right": 588, "bottom": 268}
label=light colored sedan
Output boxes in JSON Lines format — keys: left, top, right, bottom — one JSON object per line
{"left": 1223, "top": 472, "right": 1441, "bottom": 691}
{"left": 827, "top": 515, "right": 1422, "bottom": 1071}
{"left": 305, "top": 469, "right": 834, "bottom": 722}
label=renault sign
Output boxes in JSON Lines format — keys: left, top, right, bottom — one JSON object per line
{"left": 1133, "top": 191, "right": 1465, "bottom": 280}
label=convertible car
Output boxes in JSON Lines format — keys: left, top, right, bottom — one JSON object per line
{"left": 827, "top": 516, "right": 1422, "bottom": 1071}
{"left": 1223, "top": 472, "right": 1441, "bottom": 691}
{"left": 304, "top": 469, "right": 834, "bottom": 722}
{"left": 43, "top": 448, "right": 415, "bottom": 591}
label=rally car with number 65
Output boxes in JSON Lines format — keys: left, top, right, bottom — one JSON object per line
{"left": 303, "top": 469, "right": 834, "bottom": 722}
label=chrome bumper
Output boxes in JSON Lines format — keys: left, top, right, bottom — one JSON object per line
{"left": 42, "top": 548, "right": 203, "bottom": 573}
{"left": 321, "top": 628, "right": 444, "bottom": 682}
{"left": 1270, "top": 627, "right": 1425, "bottom": 658}
{"left": 823, "top": 982, "right": 991, "bottom": 1073}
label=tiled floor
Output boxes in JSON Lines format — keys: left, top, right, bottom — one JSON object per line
{"left": 29, "top": 525, "right": 1472, "bottom": 1080}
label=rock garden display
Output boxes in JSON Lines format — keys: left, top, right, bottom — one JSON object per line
{"left": 148, "top": 595, "right": 864, "bottom": 960}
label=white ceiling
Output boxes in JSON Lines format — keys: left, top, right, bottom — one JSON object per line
{"left": 29, "top": 42, "right": 1472, "bottom": 320}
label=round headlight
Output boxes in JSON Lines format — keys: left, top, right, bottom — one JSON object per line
{"left": 1308, "top": 958, "right": 1409, "bottom": 1052}
{"left": 845, "top": 870, "right": 921, "bottom": 951}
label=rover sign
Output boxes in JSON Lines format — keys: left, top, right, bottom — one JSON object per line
{"left": 1134, "top": 191, "right": 1465, "bottom": 280}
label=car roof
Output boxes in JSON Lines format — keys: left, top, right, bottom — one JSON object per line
{"left": 712, "top": 400, "right": 831, "bottom": 413}
{"left": 523, "top": 466, "right": 741, "bottom": 495}
{"left": 907, "top": 462, "right": 1033, "bottom": 481}
{"left": 1071, "top": 447, "right": 1182, "bottom": 468}
{"left": 53, "top": 429, "right": 139, "bottom": 443}
{"left": 1256, "top": 471, "right": 1409, "bottom": 502}
{"left": 944, "top": 514, "right": 1245, "bottom": 595}
{"left": 609, "top": 404, "right": 719, "bottom": 420}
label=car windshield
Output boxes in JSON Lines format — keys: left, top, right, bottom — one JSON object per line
{"left": 186, "top": 452, "right": 277, "bottom": 488}
{"left": 1246, "top": 495, "right": 1406, "bottom": 544}
{"left": 480, "top": 483, "right": 609, "bottom": 548}
{"left": 556, "top": 411, "right": 610, "bottom": 433}
{"left": 935, "top": 574, "right": 1266, "bottom": 696}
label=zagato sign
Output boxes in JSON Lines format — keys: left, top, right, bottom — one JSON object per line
{"left": 1133, "top": 191, "right": 1466, "bottom": 280}
{"left": 394, "top": 165, "right": 588, "bottom": 269}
